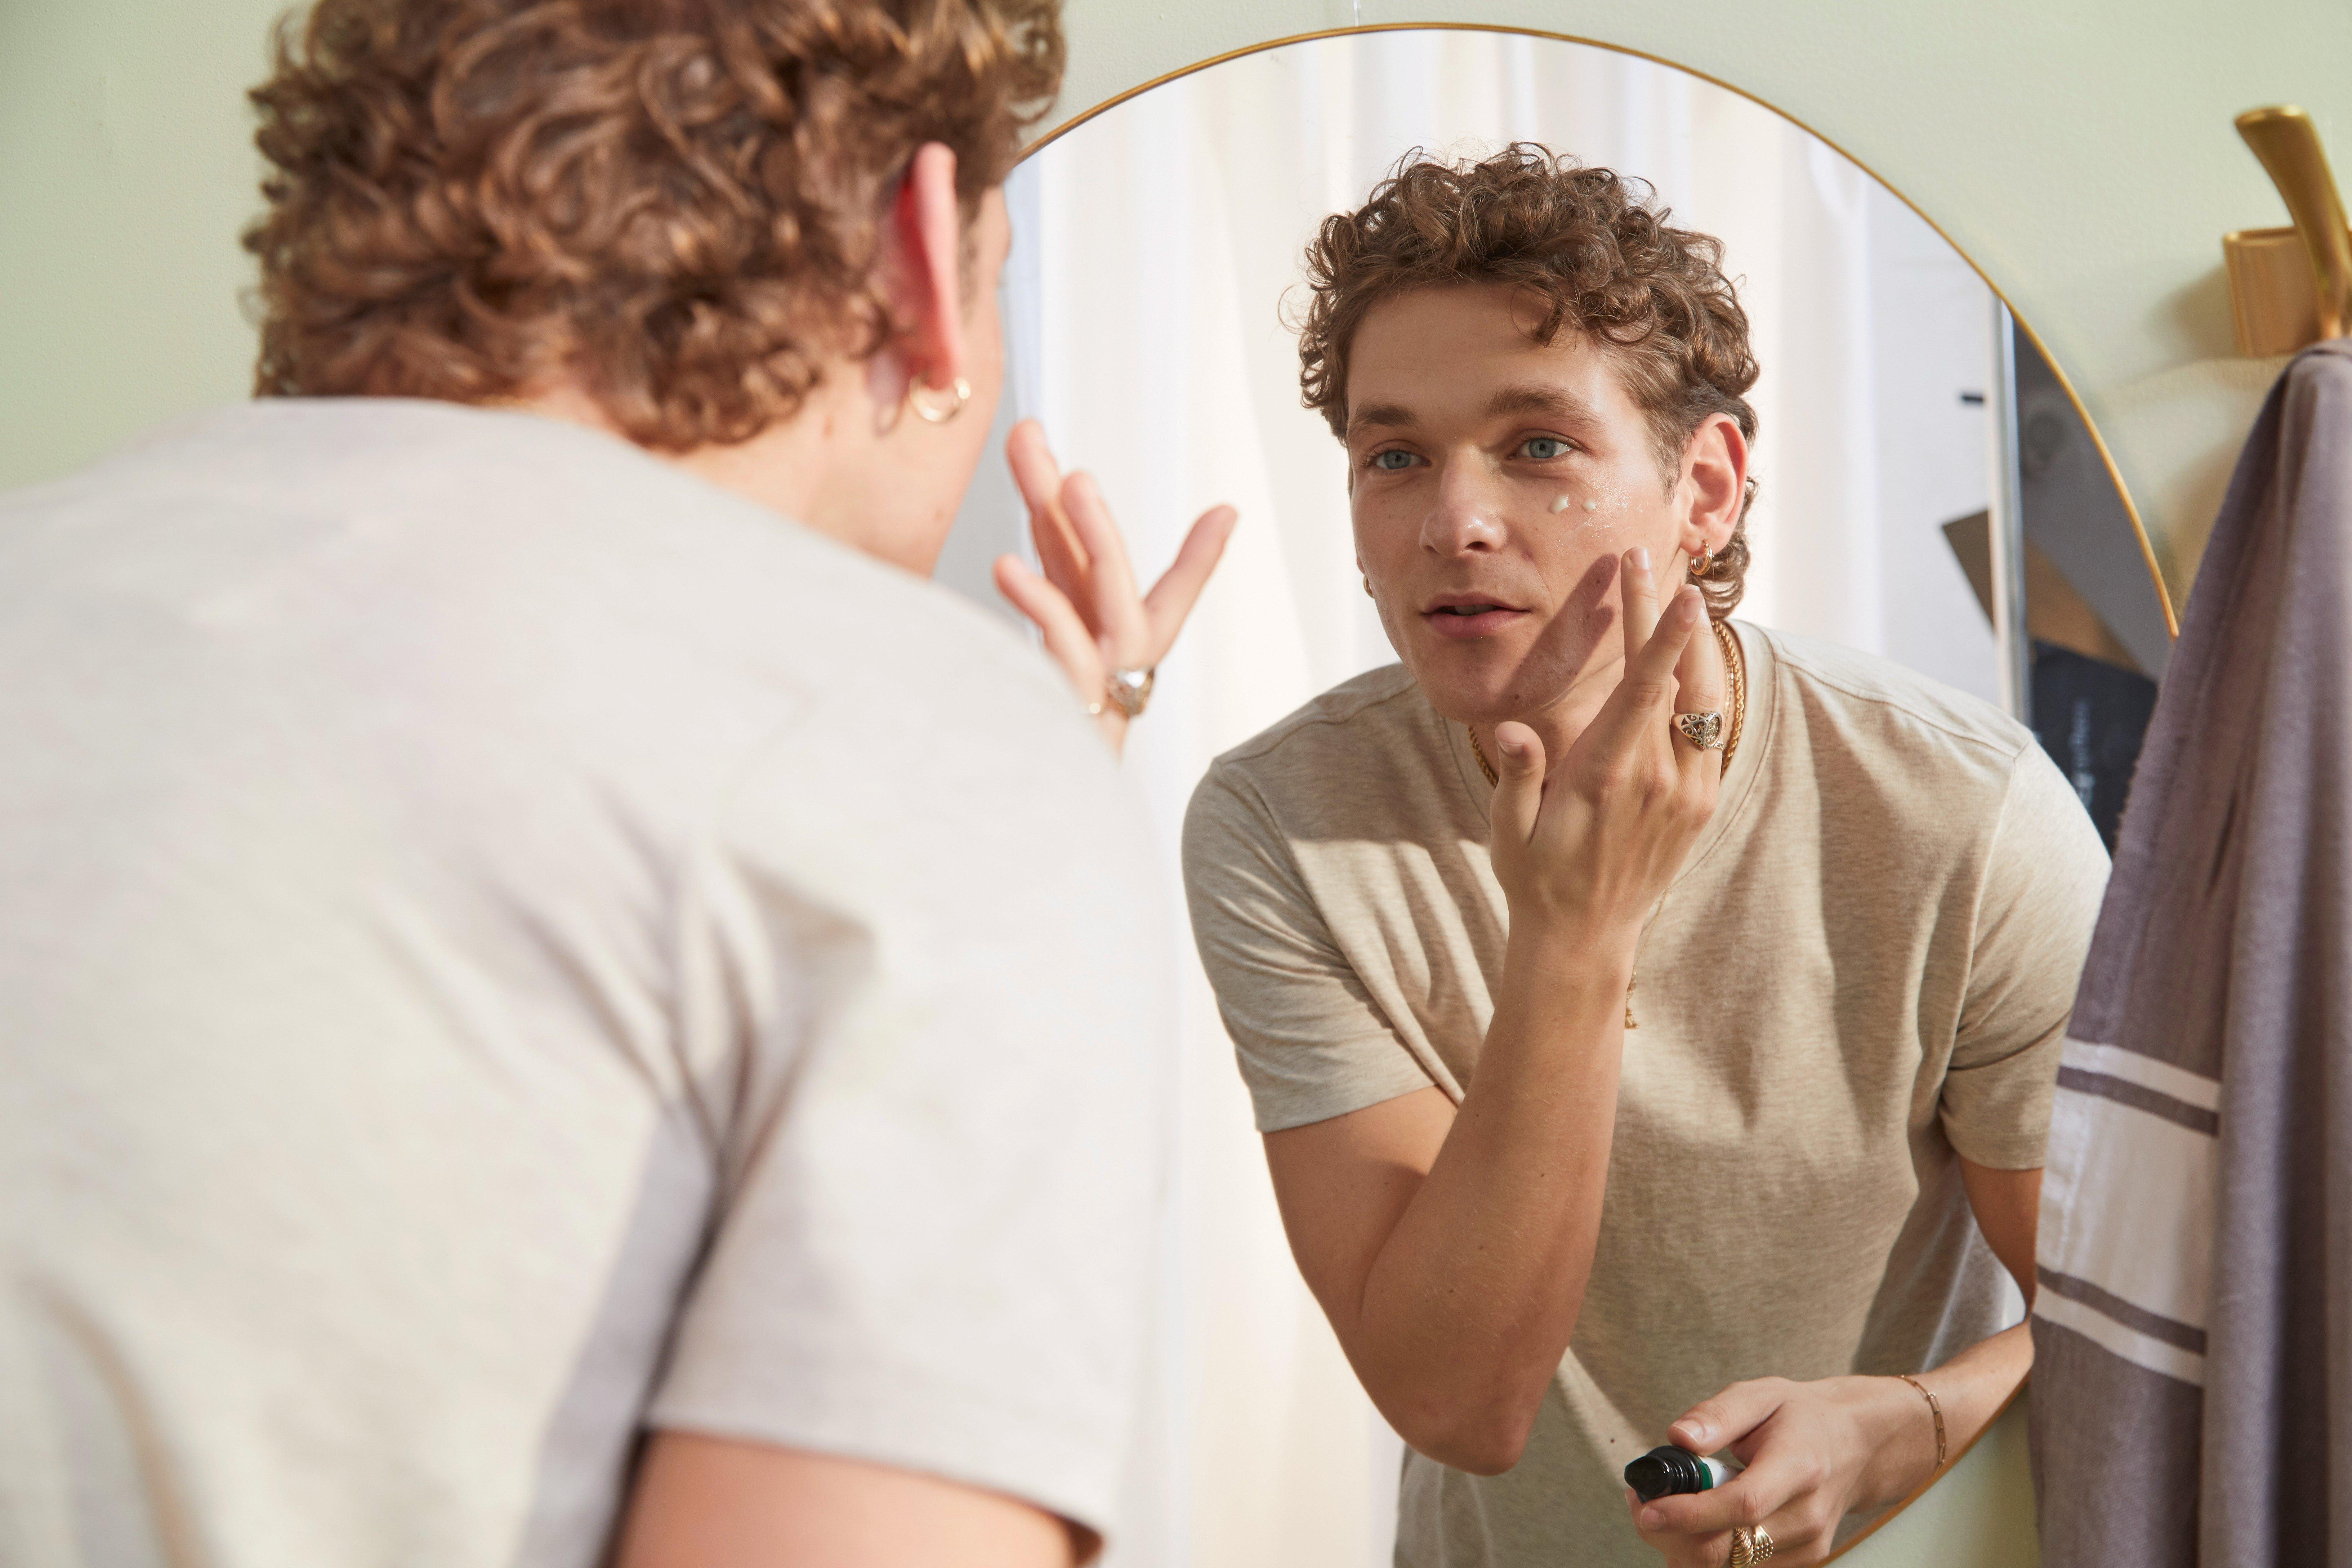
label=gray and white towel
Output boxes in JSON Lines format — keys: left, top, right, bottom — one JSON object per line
{"left": 2032, "top": 338, "right": 2352, "bottom": 1564}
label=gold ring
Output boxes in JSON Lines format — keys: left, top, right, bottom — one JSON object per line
{"left": 1104, "top": 666, "right": 1155, "bottom": 718}
{"left": 1729, "top": 1524, "right": 1776, "bottom": 1564}
{"left": 1674, "top": 709, "right": 1726, "bottom": 750}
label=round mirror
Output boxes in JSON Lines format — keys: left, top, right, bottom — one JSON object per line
{"left": 941, "top": 26, "right": 2171, "bottom": 1568}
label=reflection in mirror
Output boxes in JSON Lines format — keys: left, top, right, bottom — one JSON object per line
{"left": 2013, "top": 325, "right": 2168, "bottom": 847}
{"left": 942, "top": 28, "right": 2163, "bottom": 1568}
{"left": 1942, "top": 320, "right": 2165, "bottom": 849}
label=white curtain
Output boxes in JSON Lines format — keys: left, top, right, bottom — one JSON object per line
{"left": 938, "top": 29, "right": 2000, "bottom": 1568}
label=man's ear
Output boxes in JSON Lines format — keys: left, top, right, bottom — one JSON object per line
{"left": 1680, "top": 411, "right": 1749, "bottom": 555}
{"left": 888, "top": 142, "right": 968, "bottom": 394}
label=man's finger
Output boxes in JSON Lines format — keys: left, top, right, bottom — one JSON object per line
{"left": 1004, "top": 420, "right": 1066, "bottom": 519}
{"left": 1578, "top": 585, "right": 1707, "bottom": 759}
{"left": 1630, "top": 586, "right": 1709, "bottom": 705}
{"left": 1005, "top": 420, "right": 1089, "bottom": 595}
{"left": 1632, "top": 1376, "right": 1794, "bottom": 1535}
{"left": 1619, "top": 545, "right": 1661, "bottom": 670}
{"left": 1141, "top": 504, "right": 1237, "bottom": 653}
{"left": 1634, "top": 1449, "right": 1801, "bottom": 1540}
{"left": 993, "top": 555, "right": 1103, "bottom": 700}
{"left": 1672, "top": 1376, "right": 1789, "bottom": 1456}
{"left": 1060, "top": 471, "right": 1150, "bottom": 658}
{"left": 1485, "top": 722, "right": 1547, "bottom": 850}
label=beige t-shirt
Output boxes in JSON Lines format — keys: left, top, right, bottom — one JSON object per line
{"left": 1182, "top": 624, "right": 2108, "bottom": 1568}
{"left": 0, "top": 401, "right": 1171, "bottom": 1567}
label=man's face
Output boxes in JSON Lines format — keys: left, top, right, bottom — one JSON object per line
{"left": 1345, "top": 283, "right": 1715, "bottom": 725}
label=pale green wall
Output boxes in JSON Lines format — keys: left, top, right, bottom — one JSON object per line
{"left": 0, "top": 0, "right": 297, "bottom": 492}
{"left": 5, "top": 0, "right": 2345, "bottom": 600}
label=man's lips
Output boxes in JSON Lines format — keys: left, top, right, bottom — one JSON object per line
{"left": 1419, "top": 597, "right": 1529, "bottom": 638}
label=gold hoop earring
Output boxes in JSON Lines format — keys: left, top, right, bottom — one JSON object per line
{"left": 907, "top": 375, "right": 972, "bottom": 425}
{"left": 1689, "top": 546, "right": 1716, "bottom": 578}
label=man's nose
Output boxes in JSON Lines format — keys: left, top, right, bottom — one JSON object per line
{"left": 1421, "top": 460, "right": 1509, "bottom": 554}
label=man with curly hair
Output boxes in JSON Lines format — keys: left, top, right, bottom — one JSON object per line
{"left": 0, "top": 3, "right": 1235, "bottom": 1566}
{"left": 1183, "top": 146, "right": 2107, "bottom": 1567}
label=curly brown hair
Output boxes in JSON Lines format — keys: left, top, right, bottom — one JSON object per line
{"left": 245, "top": 0, "right": 1063, "bottom": 449}
{"left": 1298, "top": 144, "right": 1760, "bottom": 618}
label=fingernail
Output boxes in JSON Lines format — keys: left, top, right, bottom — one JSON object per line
{"left": 1640, "top": 1509, "right": 1661, "bottom": 1530}
{"left": 1630, "top": 546, "right": 1651, "bottom": 573}
{"left": 1497, "top": 734, "right": 1524, "bottom": 757}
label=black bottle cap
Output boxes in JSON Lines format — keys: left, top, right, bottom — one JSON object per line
{"left": 1624, "top": 1444, "right": 1707, "bottom": 1504}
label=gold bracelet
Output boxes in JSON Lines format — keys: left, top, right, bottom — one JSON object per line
{"left": 1897, "top": 1374, "right": 1947, "bottom": 1470}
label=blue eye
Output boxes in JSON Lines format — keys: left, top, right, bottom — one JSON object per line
{"left": 1371, "top": 450, "right": 1419, "bottom": 472}
{"left": 1521, "top": 436, "right": 1571, "bottom": 460}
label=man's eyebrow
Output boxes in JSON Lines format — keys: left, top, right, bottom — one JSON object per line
{"left": 1347, "top": 401, "right": 1418, "bottom": 435}
{"left": 1485, "top": 383, "right": 1603, "bottom": 423}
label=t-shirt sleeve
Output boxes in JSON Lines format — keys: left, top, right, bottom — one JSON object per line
{"left": 1182, "top": 761, "right": 1435, "bottom": 1133}
{"left": 1939, "top": 740, "right": 2111, "bottom": 1168}
{"left": 644, "top": 697, "right": 1171, "bottom": 1541}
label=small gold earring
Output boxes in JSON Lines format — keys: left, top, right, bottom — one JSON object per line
{"left": 1689, "top": 546, "right": 1715, "bottom": 578}
{"left": 907, "top": 375, "right": 972, "bottom": 425}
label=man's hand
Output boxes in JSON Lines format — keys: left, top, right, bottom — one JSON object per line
{"left": 1624, "top": 1163, "right": 2043, "bottom": 1563}
{"left": 992, "top": 419, "right": 1235, "bottom": 755}
{"left": 1624, "top": 1374, "right": 1941, "bottom": 1565}
{"left": 1487, "top": 548, "right": 1724, "bottom": 947}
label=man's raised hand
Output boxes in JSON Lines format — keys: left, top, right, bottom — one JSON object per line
{"left": 992, "top": 419, "right": 1236, "bottom": 755}
{"left": 1487, "top": 547, "right": 1723, "bottom": 946}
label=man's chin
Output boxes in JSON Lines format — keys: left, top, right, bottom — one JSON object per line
{"left": 1400, "top": 612, "right": 1622, "bottom": 733}
{"left": 1402, "top": 660, "right": 1529, "bottom": 729}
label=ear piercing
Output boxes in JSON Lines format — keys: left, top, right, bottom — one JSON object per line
{"left": 905, "top": 375, "right": 972, "bottom": 424}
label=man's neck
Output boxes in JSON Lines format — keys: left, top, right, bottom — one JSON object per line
{"left": 501, "top": 374, "right": 933, "bottom": 571}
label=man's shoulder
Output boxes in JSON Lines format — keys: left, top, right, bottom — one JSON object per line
{"left": 1750, "top": 626, "right": 2102, "bottom": 871}
{"left": 1758, "top": 625, "right": 2035, "bottom": 774}
{"left": 1184, "top": 663, "right": 1469, "bottom": 864}
{"left": 20, "top": 397, "right": 1061, "bottom": 708}
{"left": 1201, "top": 664, "right": 1446, "bottom": 794}
{"left": 1, "top": 397, "right": 1096, "bottom": 818}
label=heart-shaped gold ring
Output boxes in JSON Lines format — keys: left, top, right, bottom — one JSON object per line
{"left": 1673, "top": 710, "right": 1726, "bottom": 750}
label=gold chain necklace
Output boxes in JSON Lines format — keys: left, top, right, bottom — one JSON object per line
{"left": 1464, "top": 618, "right": 1746, "bottom": 1029}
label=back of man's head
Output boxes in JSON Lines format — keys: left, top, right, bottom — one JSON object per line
{"left": 244, "top": 0, "right": 1063, "bottom": 451}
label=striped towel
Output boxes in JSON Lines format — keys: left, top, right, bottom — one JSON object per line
{"left": 2032, "top": 339, "right": 2352, "bottom": 1564}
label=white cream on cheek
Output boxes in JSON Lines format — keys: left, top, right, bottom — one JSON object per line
{"left": 1548, "top": 489, "right": 1633, "bottom": 536}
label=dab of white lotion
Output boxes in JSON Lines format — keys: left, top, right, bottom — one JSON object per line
{"left": 1549, "top": 495, "right": 1601, "bottom": 514}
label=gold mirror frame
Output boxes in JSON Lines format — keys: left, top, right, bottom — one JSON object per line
{"left": 1017, "top": 22, "right": 2107, "bottom": 1563}
{"left": 1021, "top": 21, "right": 2178, "bottom": 643}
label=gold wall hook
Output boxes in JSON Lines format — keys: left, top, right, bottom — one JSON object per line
{"left": 2227, "top": 106, "right": 2352, "bottom": 353}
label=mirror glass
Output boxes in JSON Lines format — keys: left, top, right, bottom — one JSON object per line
{"left": 941, "top": 27, "right": 2169, "bottom": 1567}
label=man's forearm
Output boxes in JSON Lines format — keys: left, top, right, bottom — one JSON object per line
{"left": 1346, "top": 922, "right": 1634, "bottom": 1472}
{"left": 1853, "top": 1322, "right": 2033, "bottom": 1509}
